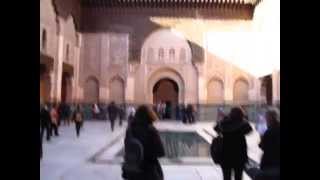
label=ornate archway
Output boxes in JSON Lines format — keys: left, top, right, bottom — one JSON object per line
{"left": 109, "top": 76, "right": 125, "bottom": 104}
{"left": 233, "top": 78, "right": 249, "bottom": 104}
{"left": 207, "top": 78, "right": 224, "bottom": 104}
{"left": 153, "top": 78, "right": 179, "bottom": 105}
{"left": 84, "top": 76, "right": 99, "bottom": 103}
{"left": 148, "top": 67, "right": 185, "bottom": 104}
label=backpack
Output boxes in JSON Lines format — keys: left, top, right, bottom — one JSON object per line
{"left": 122, "top": 127, "right": 144, "bottom": 177}
{"left": 210, "top": 135, "right": 223, "bottom": 164}
{"left": 210, "top": 122, "right": 223, "bottom": 164}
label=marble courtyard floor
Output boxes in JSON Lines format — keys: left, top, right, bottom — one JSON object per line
{"left": 40, "top": 120, "right": 262, "bottom": 180}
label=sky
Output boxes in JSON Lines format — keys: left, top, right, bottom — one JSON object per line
{"left": 206, "top": 0, "right": 280, "bottom": 78}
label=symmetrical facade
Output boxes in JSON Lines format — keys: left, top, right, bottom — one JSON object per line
{"left": 40, "top": 0, "right": 280, "bottom": 108}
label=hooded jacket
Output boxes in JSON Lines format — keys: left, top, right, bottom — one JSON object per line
{"left": 214, "top": 117, "right": 253, "bottom": 167}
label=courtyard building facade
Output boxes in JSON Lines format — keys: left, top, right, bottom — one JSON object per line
{"left": 40, "top": 0, "right": 280, "bottom": 119}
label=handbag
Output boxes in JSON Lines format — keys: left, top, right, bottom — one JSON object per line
{"left": 210, "top": 122, "right": 223, "bottom": 164}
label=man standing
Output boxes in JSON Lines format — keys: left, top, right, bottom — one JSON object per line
{"left": 73, "top": 105, "right": 84, "bottom": 138}
{"left": 119, "top": 104, "right": 126, "bottom": 127}
{"left": 108, "top": 101, "right": 118, "bottom": 132}
{"left": 156, "top": 102, "right": 162, "bottom": 119}
{"left": 40, "top": 103, "right": 51, "bottom": 141}
{"left": 186, "top": 104, "right": 195, "bottom": 124}
{"left": 161, "top": 102, "right": 166, "bottom": 120}
{"left": 181, "top": 104, "right": 187, "bottom": 124}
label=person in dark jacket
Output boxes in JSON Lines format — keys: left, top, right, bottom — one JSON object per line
{"left": 254, "top": 107, "right": 280, "bottom": 180}
{"left": 73, "top": 105, "right": 84, "bottom": 138}
{"left": 181, "top": 104, "right": 187, "bottom": 124}
{"left": 175, "top": 104, "right": 181, "bottom": 120}
{"left": 186, "top": 104, "right": 195, "bottom": 124}
{"left": 40, "top": 104, "right": 51, "bottom": 141}
{"left": 122, "top": 105, "right": 165, "bottom": 180}
{"left": 108, "top": 101, "right": 118, "bottom": 132}
{"left": 119, "top": 104, "right": 126, "bottom": 127}
{"left": 214, "top": 107, "right": 253, "bottom": 180}
{"left": 64, "top": 103, "right": 71, "bottom": 126}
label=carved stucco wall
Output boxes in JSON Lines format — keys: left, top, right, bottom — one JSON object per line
{"left": 207, "top": 78, "right": 224, "bottom": 104}
{"left": 233, "top": 78, "right": 250, "bottom": 103}
{"left": 78, "top": 9, "right": 261, "bottom": 104}
{"left": 83, "top": 76, "right": 99, "bottom": 103}
{"left": 40, "top": 0, "right": 58, "bottom": 58}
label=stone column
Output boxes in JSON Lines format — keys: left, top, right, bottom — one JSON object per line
{"left": 198, "top": 75, "right": 206, "bottom": 104}
{"left": 249, "top": 78, "right": 262, "bottom": 103}
{"left": 224, "top": 65, "right": 233, "bottom": 104}
{"left": 99, "top": 87, "right": 108, "bottom": 103}
{"left": 272, "top": 70, "right": 280, "bottom": 104}
{"left": 54, "top": 33, "right": 64, "bottom": 102}
{"left": 99, "top": 34, "right": 109, "bottom": 103}
{"left": 125, "top": 75, "right": 135, "bottom": 104}
{"left": 70, "top": 76, "right": 75, "bottom": 103}
{"left": 49, "top": 71, "right": 55, "bottom": 102}
{"left": 73, "top": 33, "right": 82, "bottom": 103}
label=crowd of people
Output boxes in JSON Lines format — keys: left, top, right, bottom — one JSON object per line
{"left": 40, "top": 103, "right": 84, "bottom": 160}
{"left": 154, "top": 102, "right": 196, "bottom": 124}
{"left": 40, "top": 101, "right": 280, "bottom": 180}
{"left": 40, "top": 101, "right": 136, "bottom": 160}
{"left": 122, "top": 105, "right": 280, "bottom": 180}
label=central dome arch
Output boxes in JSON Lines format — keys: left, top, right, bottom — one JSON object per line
{"left": 141, "top": 28, "right": 192, "bottom": 64}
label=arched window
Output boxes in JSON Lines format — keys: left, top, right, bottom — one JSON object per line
{"left": 147, "top": 47, "right": 154, "bottom": 62}
{"left": 207, "top": 78, "right": 224, "bottom": 104}
{"left": 42, "top": 29, "right": 47, "bottom": 51}
{"left": 66, "top": 44, "right": 70, "bottom": 61}
{"left": 233, "top": 78, "right": 249, "bottom": 104}
{"left": 159, "top": 48, "right": 164, "bottom": 61}
{"left": 169, "top": 48, "right": 175, "bottom": 61}
{"left": 109, "top": 76, "right": 125, "bottom": 104}
{"left": 84, "top": 76, "right": 99, "bottom": 103}
{"left": 179, "top": 48, "right": 186, "bottom": 62}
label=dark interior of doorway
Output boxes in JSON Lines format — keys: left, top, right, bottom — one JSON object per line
{"left": 153, "top": 78, "right": 179, "bottom": 119}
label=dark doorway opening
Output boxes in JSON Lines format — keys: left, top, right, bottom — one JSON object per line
{"left": 153, "top": 78, "right": 179, "bottom": 119}
{"left": 261, "top": 75, "right": 273, "bottom": 105}
{"left": 61, "top": 72, "right": 72, "bottom": 103}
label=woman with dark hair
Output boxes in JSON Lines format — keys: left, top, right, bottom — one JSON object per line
{"left": 122, "top": 105, "right": 165, "bottom": 180}
{"left": 214, "top": 107, "right": 253, "bottom": 180}
{"left": 254, "top": 107, "right": 280, "bottom": 180}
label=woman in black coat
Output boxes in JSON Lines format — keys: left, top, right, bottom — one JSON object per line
{"left": 254, "top": 108, "right": 280, "bottom": 180}
{"left": 214, "top": 107, "right": 253, "bottom": 180}
{"left": 123, "top": 105, "right": 165, "bottom": 180}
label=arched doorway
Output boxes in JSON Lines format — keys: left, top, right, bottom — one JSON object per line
{"left": 207, "top": 78, "right": 224, "bottom": 104}
{"left": 40, "top": 64, "right": 51, "bottom": 103}
{"left": 61, "top": 72, "right": 72, "bottom": 103}
{"left": 148, "top": 67, "right": 185, "bottom": 105}
{"left": 153, "top": 78, "right": 179, "bottom": 119}
{"left": 233, "top": 78, "right": 249, "bottom": 104}
{"left": 153, "top": 78, "right": 179, "bottom": 104}
{"left": 109, "top": 76, "right": 125, "bottom": 104}
{"left": 261, "top": 75, "right": 273, "bottom": 105}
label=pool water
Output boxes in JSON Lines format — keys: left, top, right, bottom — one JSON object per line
{"left": 117, "top": 131, "right": 210, "bottom": 158}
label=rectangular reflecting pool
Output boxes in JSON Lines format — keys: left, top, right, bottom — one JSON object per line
{"left": 116, "top": 131, "right": 210, "bottom": 159}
